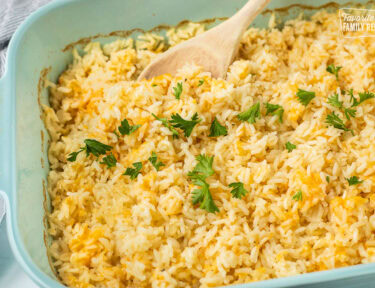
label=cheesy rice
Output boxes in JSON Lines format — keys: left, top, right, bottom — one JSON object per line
{"left": 44, "top": 11, "right": 375, "bottom": 288}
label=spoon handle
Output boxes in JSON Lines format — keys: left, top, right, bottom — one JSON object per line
{"left": 230, "top": 0, "right": 271, "bottom": 33}
{"left": 204, "top": 0, "right": 271, "bottom": 63}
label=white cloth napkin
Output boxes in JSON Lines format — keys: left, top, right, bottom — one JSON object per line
{"left": 0, "top": 0, "right": 52, "bottom": 76}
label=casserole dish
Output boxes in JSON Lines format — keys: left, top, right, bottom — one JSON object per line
{"left": 1, "top": 0, "right": 375, "bottom": 287}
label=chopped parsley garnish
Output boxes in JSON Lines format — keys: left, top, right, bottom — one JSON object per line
{"left": 296, "top": 89, "right": 315, "bottom": 106}
{"left": 209, "top": 117, "right": 228, "bottom": 137}
{"left": 327, "top": 93, "right": 343, "bottom": 109}
{"left": 148, "top": 152, "right": 165, "bottom": 171}
{"left": 100, "top": 153, "right": 117, "bottom": 168}
{"left": 285, "top": 141, "right": 297, "bottom": 153}
{"left": 123, "top": 162, "right": 143, "bottom": 180}
{"left": 170, "top": 113, "right": 201, "bottom": 137}
{"left": 292, "top": 190, "right": 303, "bottom": 201}
{"left": 237, "top": 102, "right": 260, "bottom": 124}
{"left": 326, "top": 176, "right": 330, "bottom": 183}
{"left": 325, "top": 112, "right": 353, "bottom": 134}
{"left": 188, "top": 154, "right": 214, "bottom": 179}
{"left": 348, "top": 89, "right": 354, "bottom": 102}
{"left": 327, "top": 93, "right": 356, "bottom": 120}
{"left": 173, "top": 82, "right": 183, "bottom": 99}
{"left": 344, "top": 107, "right": 356, "bottom": 120}
{"left": 118, "top": 119, "right": 141, "bottom": 136}
{"left": 326, "top": 64, "right": 342, "bottom": 80}
{"left": 67, "top": 149, "right": 84, "bottom": 162}
{"left": 113, "top": 130, "right": 120, "bottom": 138}
{"left": 229, "top": 182, "right": 248, "bottom": 199}
{"left": 265, "top": 103, "right": 284, "bottom": 123}
{"left": 191, "top": 176, "right": 219, "bottom": 213}
{"left": 351, "top": 91, "right": 375, "bottom": 107}
{"left": 152, "top": 113, "right": 179, "bottom": 139}
{"left": 188, "top": 154, "right": 218, "bottom": 213}
{"left": 346, "top": 176, "right": 363, "bottom": 186}
{"left": 68, "top": 139, "right": 112, "bottom": 162}
{"left": 198, "top": 79, "right": 205, "bottom": 86}
{"left": 152, "top": 84, "right": 157, "bottom": 87}
{"left": 82, "top": 139, "right": 112, "bottom": 157}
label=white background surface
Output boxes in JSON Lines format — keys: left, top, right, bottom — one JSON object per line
{"left": 1, "top": 262, "right": 38, "bottom": 288}
{"left": 0, "top": 219, "right": 38, "bottom": 288}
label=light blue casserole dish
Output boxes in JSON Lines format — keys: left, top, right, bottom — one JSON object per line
{"left": 1, "top": 0, "right": 375, "bottom": 287}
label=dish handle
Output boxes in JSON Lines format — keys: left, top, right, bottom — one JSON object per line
{"left": 0, "top": 72, "right": 10, "bottom": 224}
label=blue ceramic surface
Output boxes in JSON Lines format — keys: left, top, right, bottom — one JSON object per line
{"left": 0, "top": 0, "right": 374, "bottom": 287}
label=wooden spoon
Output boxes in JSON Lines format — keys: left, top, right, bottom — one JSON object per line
{"left": 138, "top": 0, "right": 270, "bottom": 80}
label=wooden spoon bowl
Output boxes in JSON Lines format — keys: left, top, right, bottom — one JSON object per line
{"left": 138, "top": 0, "right": 271, "bottom": 80}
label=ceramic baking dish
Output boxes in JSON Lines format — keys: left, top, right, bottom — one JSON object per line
{"left": 1, "top": 0, "right": 374, "bottom": 287}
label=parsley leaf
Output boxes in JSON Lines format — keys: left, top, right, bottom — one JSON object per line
{"left": 265, "top": 103, "right": 281, "bottom": 114}
{"left": 348, "top": 88, "right": 355, "bottom": 103}
{"left": 148, "top": 152, "right": 165, "bottom": 171}
{"left": 359, "top": 91, "right": 375, "bottom": 104}
{"left": 152, "top": 84, "right": 158, "bottom": 87}
{"left": 344, "top": 107, "right": 356, "bottom": 120}
{"left": 188, "top": 156, "right": 218, "bottom": 214}
{"left": 209, "top": 117, "right": 228, "bottom": 137}
{"left": 346, "top": 176, "right": 363, "bottom": 186}
{"left": 200, "top": 191, "right": 219, "bottom": 213}
{"left": 297, "top": 89, "right": 315, "bottom": 106}
{"left": 327, "top": 93, "right": 343, "bottom": 109}
{"left": 229, "top": 182, "right": 248, "bottom": 199}
{"left": 191, "top": 178, "right": 219, "bottom": 213}
{"left": 118, "top": 119, "right": 141, "bottom": 136}
{"left": 100, "top": 153, "right": 117, "bottom": 168}
{"left": 292, "top": 190, "right": 303, "bottom": 201}
{"left": 265, "top": 103, "right": 284, "bottom": 123}
{"left": 113, "top": 130, "right": 120, "bottom": 138}
{"left": 83, "top": 139, "right": 112, "bottom": 157}
{"left": 67, "top": 139, "right": 112, "bottom": 162}
{"left": 123, "top": 162, "right": 143, "bottom": 180}
{"left": 191, "top": 176, "right": 209, "bottom": 204}
{"left": 325, "top": 112, "right": 353, "bottom": 134}
{"left": 152, "top": 113, "right": 179, "bottom": 139}
{"left": 327, "top": 93, "right": 356, "bottom": 120}
{"left": 198, "top": 79, "right": 205, "bottom": 86}
{"left": 170, "top": 113, "right": 201, "bottom": 137}
{"left": 188, "top": 154, "right": 214, "bottom": 179}
{"left": 173, "top": 82, "right": 183, "bottom": 99}
{"left": 286, "top": 141, "right": 297, "bottom": 153}
{"left": 237, "top": 102, "right": 260, "bottom": 124}
{"left": 351, "top": 91, "right": 375, "bottom": 107}
{"left": 326, "top": 176, "right": 330, "bottom": 183}
{"left": 67, "top": 148, "right": 85, "bottom": 162}
{"left": 326, "top": 64, "right": 342, "bottom": 80}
